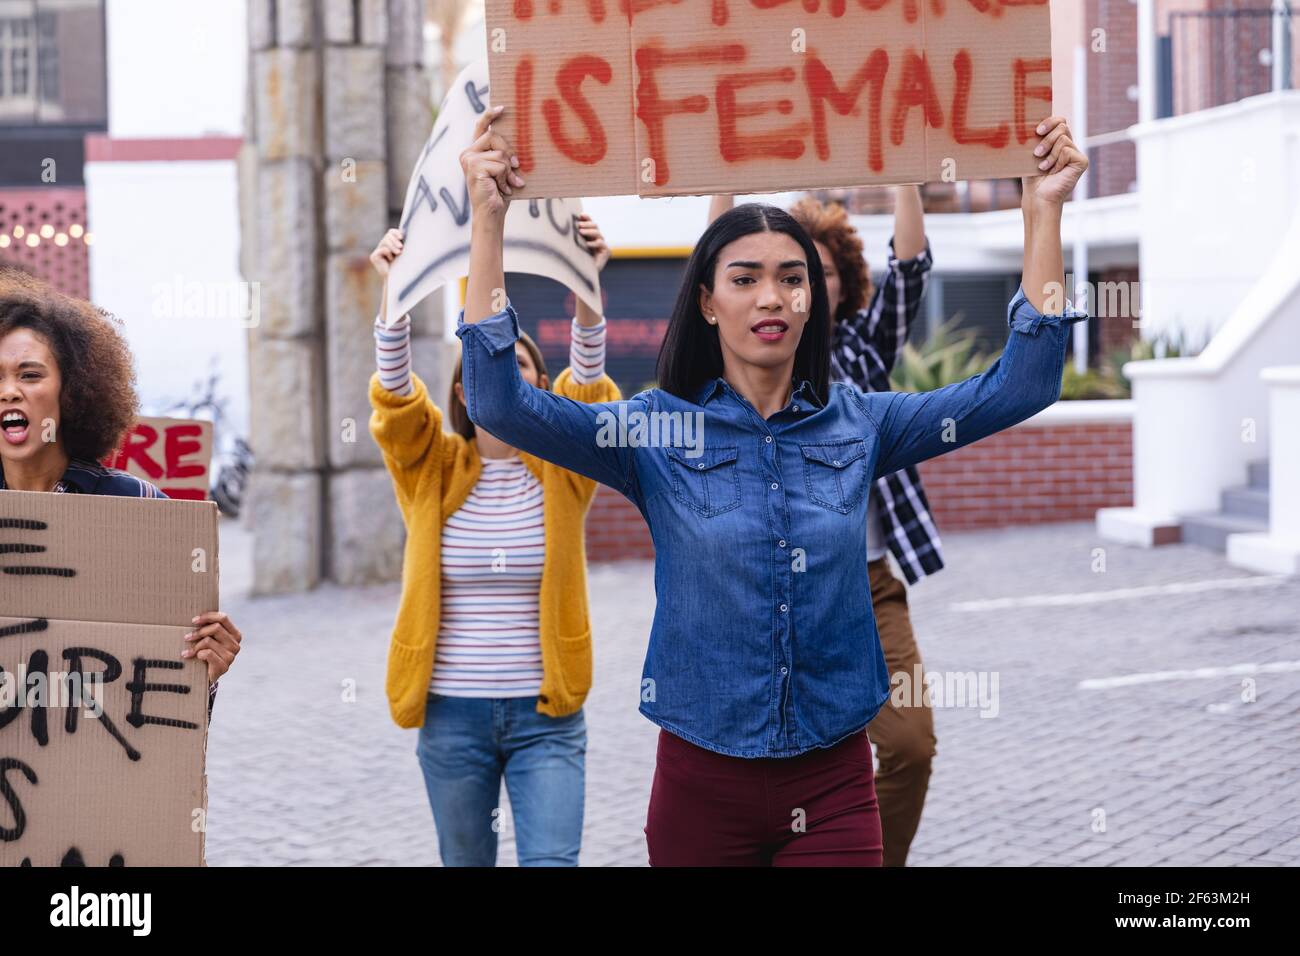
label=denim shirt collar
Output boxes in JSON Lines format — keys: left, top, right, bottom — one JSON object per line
{"left": 692, "top": 377, "right": 825, "bottom": 411}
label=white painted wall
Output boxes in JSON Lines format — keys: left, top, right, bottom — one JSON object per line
{"left": 85, "top": 160, "right": 250, "bottom": 436}
{"left": 104, "top": 0, "right": 246, "bottom": 137}
{"left": 1098, "top": 113, "right": 1300, "bottom": 548}
{"left": 1126, "top": 184, "right": 1300, "bottom": 515}
{"left": 88, "top": 0, "right": 249, "bottom": 438}
{"left": 1228, "top": 366, "right": 1300, "bottom": 574}
{"left": 1132, "top": 91, "right": 1300, "bottom": 345}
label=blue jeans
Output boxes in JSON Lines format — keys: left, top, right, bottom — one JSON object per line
{"left": 415, "top": 693, "right": 586, "bottom": 866}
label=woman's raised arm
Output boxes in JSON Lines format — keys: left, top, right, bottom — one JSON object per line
{"left": 857, "top": 285, "right": 1085, "bottom": 479}
{"left": 367, "top": 228, "right": 447, "bottom": 474}
{"left": 456, "top": 304, "right": 643, "bottom": 499}
{"left": 569, "top": 212, "right": 611, "bottom": 385}
{"left": 457, "top": 106, "right": 645, "bottom": 500}
{"left": 856, "top": 117, "right": 1089, "bottom": 479}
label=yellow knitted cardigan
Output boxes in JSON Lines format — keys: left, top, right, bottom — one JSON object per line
{"left": 369, "top": 367, "right": 621, "bottom": 729}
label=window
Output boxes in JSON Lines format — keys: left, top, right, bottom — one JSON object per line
{"left": 36, "top": 11, "right": 55, "bottom": 101}
{"left": 9, "top": 18, "right": 31, "bottom": 96}
{"left": 0, "top": 0, "right": 104, "bottom": 126}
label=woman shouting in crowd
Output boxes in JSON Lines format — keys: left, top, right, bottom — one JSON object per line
{"left": 0, "top": 269, "right": 243, "bottom": 715}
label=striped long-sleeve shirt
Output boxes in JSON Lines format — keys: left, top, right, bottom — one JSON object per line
{"left": 373, "top": 312, "right": 607, "bottom": 395}
{"left": 372, "top": 310, "right": 606, "bottom": 697}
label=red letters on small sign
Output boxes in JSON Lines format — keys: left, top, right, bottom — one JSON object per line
{"left": 103, "top": 419, "right": 211, "bottom": 500}
{"left": 113, "top": 424, "right": 164, "bottom": 480}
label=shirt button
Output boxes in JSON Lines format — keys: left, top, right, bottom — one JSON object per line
{"left": 764, "top": 436, "right": 772, "bottom": 443}
{"left": 779, "top": 604, "right": 787, "bottom": 612}
{"left": 778, "top": 539, "right": 786, "bottom": 548}
{"left": 780, "top": 666, "right": 788, "bottom": 675}
{"left": 832, "top": 460, "right": 841, "bottom": 467}
{"left": 792, "top": 405, "right": 800, "bottom": 411}
{"left": 770, "top": 482, "right": 779, "bottom": 490}
{"left": 697, "top": 462, "right": 705, "bottom": 469}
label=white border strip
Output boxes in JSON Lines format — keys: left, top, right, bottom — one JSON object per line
{"left": 951, "top": 575, "right": 1289, "bottom": 611}
{"left": 1079, "top": 660, "right": 1300, "bottom": 690}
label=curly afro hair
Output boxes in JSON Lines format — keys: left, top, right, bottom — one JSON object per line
{"left": 0, "top": 267, "right": 140, "bottom": 462}
{"left": 787, "top": 197, "right": 873, "bottom": 325}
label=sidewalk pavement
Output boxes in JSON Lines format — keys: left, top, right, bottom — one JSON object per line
{"left": 205, "top": 518, "right": 1300, "bottom": 866}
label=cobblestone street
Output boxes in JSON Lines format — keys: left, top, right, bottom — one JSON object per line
{"left": 205, "top": 518, "right": 1300, "bottom": 866}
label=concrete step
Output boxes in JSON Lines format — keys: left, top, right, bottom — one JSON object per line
{"left": 1179, "top": 511, "right": 1270, "bottom": 553}
{"left": 1247, "top": 459, "right": 1270, "bottom": 490}
{"left": 1221, "top": 485, "right": 1270, "bottom": 521}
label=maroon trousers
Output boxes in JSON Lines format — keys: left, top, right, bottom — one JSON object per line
{"left": 644, "top": 728, "right": 883, "bottom": 866}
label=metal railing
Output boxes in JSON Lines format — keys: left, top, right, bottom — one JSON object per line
{"left": 1166, "top": 3, "right": 1294, "bottom": 117}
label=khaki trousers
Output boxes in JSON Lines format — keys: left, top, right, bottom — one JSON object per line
{"left": 864, "top": 556, "right": 937, "bottom": 867}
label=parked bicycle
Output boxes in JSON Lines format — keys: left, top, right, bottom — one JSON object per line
{"left": 150, "top": 364, "right": 253, "bottom": 518}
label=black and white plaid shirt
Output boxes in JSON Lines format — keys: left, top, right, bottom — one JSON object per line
{"left": 830, "top": 237, "right": 944, "bottom": 584}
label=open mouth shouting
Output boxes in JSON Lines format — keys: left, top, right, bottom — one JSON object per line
{"left": 2, "top": 409, "right": 31, "bottom": 446}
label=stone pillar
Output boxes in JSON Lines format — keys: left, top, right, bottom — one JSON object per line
{"left": 385, "top": 0, "right": 453, "bottom": 412}
{"left": 241, "top": 0, "right": 438, "bottom": 592}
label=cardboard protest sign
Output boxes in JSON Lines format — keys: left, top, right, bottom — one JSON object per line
{"left": 0, "top": 491, "right": 217, "bottom": 867}
{"left": 486, "top": 0, "right": 1054, "bottom": 197}
{"left": 104, "top": 418, "right": 214, "bottom": 501}
{"left": 383, "top": 57, "right": 603, "bottom": 325}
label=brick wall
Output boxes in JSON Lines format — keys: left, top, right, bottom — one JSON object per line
{"left": 1087, "top": 0, "right": 1139, "bottom": 197}
{"left": 1096, "top": 266, "right": 1141, "bottom": 357}
{"left": 55, "top": 6, "right": 108, "bottom": 124}
{"left": 583, "top": 405, "right": 1134, "bottom": 560}
{"left": 0, "top": 188, "right": 90, "bottom": 298}
{"left": 1208, "top": 0, "right": 1277, "bottom": 108}
{"left": 917, "top": 414, "right": 1134, "bottom": 530}
{"left": 586, "top": 488, "right": 654, "bottom": 562}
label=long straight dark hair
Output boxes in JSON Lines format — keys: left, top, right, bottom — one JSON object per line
{"left": 656, "top": 203, "right": 832, "bottom": 403}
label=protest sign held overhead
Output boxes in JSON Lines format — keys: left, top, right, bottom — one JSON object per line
{"left": 486, "top": 0, "right": 1055, "bottom": 197}
{"left": 0, "top": 491, "right": 217, "bottom": 867}
{"left": 383, "top": 57, "right": 603, "bottom": 325}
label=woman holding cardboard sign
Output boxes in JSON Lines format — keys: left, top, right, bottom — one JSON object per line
{"left": 457, "top": 104, "right": 1087, "bottom": 866}
{"left": 0, "top": 269, "right": 244, "bottom": 715}
{"left": 368, "top": 210, "right": 619, "bottom": 867}
{"left": 707, "top": 187, "right": 939, "bottom": 866}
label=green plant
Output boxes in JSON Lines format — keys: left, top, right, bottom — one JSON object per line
{"left": 1059, "top": 362, "right": 1129, "bottom": 400}
{"left": 1099, "top": 328, "right": 1203, "bottom": 397}
{"left": 889, "top": 313, "right": 997, "bottom": 392}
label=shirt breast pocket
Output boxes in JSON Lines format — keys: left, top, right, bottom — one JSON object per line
{"left": 666, "top": 446, "right": 741, "bottom": 518}
{"left": 801, "top": 439, "right": 869, "bottom": 514}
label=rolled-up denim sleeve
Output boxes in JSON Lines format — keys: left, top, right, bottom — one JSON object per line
{"left": 857, "top": 286, "right": 1088, "bottom": 479}
{"left": 456, "top": 303, "right": 646, "bottom": 501}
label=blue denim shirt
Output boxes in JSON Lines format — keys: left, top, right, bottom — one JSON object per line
{"left": 456, "top": 287, "right": 1086, "bottom": 757}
